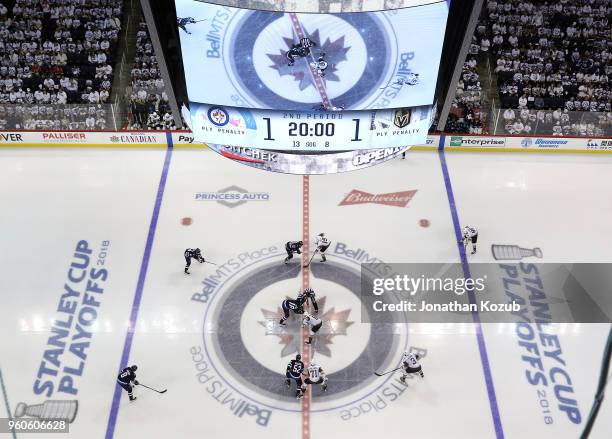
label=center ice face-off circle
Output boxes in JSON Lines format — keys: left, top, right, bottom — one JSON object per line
{"left": 229, "top": 11, "right": 389, "bottom": 109}
{"left": 203, "top": 256, "right": 408, "bottom": 409}
{"left": 241, "top": 277, "right": 370, "bottom": 375}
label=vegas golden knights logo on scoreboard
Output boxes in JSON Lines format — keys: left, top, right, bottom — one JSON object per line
{"left": 393, "top": 108, "right": 412, "bottom": 128}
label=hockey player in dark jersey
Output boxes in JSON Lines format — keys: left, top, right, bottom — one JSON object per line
{"left": 184, "top": 248, "right": 205, "bottom": 274}
{"left": 285, "top": 38, "right": 316, "bottom": 66}
{"left": 285, "top": 354, "right": 306, "bottom": 399}
{"left": 279, "top": 297, "right": 304, "bottom": 326}
{"left": 177, "top": 17, "right": 197, "bottom": 34}
{"left": 284, "top": 240, "right": 303, "bottom": 264}
{"left": 117, "top": 365, "right": 139, "bottom": 401}
{"left": 279, "top": 288, "right": 318, "bottom": 325}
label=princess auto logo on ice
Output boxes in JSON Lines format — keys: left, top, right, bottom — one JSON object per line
{"left": 195, "top": 186, "right": 270, "bottom": 208}
{"left": 187, "top": 242, "right": 421, "bottom": 426}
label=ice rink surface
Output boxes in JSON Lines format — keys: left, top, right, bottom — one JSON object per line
{"left": 0, "top": 145, "right": 611, "bottom": 438}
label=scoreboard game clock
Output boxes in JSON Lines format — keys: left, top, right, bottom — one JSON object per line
{"left": 191, "top": 102, "right": 433, "bottom": 151}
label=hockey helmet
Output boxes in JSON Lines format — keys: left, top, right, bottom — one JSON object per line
{"left": 130, "top": 365, "right": 138, "bottom": 371}
{"left": 296, "top": 354, "right": 302, "bottom": 361}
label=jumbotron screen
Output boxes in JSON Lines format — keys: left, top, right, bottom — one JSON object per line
{"left": 176, "top": 0, "right": 448, "bottom": 111}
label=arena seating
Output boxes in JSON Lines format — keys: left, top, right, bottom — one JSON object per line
{"left": 0, "top": 0, "right": 123, "bottom": 129}
{"left": 1, "top": 0, "right": 608, "bottom": 135}
{"left": 125, "top": 20, "right": 175, "bottom": 130}
{"left": 482, "top": 0, "right": 611, "bottom": 135}
{"left": 445, "top": 47, "right": 486, "bottom": 134}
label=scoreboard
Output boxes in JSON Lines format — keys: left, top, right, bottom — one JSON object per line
{"left": 176, "top": 0, "right": 447, "bottom": 150}
{"left": 190, "top": 103, "right": 433, "bottom": 151}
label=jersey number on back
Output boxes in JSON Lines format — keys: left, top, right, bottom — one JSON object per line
{"left": 309, "top": 368, "right": 320, "bottom": 380}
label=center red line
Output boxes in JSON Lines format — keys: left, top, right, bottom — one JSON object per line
{"left": 287, "top": 13, "right": 332, "bottom": 109}
{"left": 301, "top": 175, "right": 311, "bottom": 439}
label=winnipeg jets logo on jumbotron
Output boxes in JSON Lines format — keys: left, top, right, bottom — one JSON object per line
{"left": 229, "top": 11, "right": 391, "bottom": 109}
{"left": 266, "top": 30, "right": 350, "bottom": 90}
{"left": 207, "top": 106, "right": 229, "bottom": 126}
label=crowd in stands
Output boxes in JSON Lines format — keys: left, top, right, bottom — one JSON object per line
{"left": 482, "top": 0, "right": 611, "bottom": 135}
{"left": 0, "top": 0, "right": 123, "bottom": 128}
{"left": 1, "top": 0, "right": 609, "bottom": 135}
{"left": 0, "top": 104, "right": 107, "bottom": 129}
{"left": 445, "top": 50, "right": 486, "bottom": 133}
{"left": 125, "top": 20, "right": 176, "bottom": 130}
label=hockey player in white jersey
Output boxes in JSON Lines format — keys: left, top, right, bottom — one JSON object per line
{"left": 301, "top": 362, "right": 328, "bottom": 393}
{"left": 399, "top": 351, "right": 424, "bottom": 383}
{"left": 309, "top": 55, "right": 328, "bottom": 77}
{"left": 314, "top": 233, "right": 331, "bottom": 262}
{"left": 462, "top": 225, "right": 478, "bottom": 254}
{"left": 302, "top": 311, "right": 323, "bottom": 345}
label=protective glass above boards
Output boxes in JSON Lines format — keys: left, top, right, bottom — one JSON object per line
{"left": 197, "top": 0, "right": 443, "bottom": 13}
{"left": 190, "top": 102, "right": 433, "bottom": 151}
{"left": 176, "top": 0, "right": 448, "bottom": 111}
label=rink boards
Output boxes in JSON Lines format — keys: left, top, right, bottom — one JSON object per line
{"left": 0, "top": 147, "right": 611, "bottom": 438}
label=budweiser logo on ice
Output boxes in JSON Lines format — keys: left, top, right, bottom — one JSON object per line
{"left": 339, "top": 189, "right": 417, "bottom": 207}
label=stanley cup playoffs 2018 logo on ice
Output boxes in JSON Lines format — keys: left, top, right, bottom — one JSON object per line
{"left": 186, "top": 241, "right": 418, "bottom": 426}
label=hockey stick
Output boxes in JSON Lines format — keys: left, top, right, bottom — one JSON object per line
{"left": 138, "top": 383, "right": 167, "bottom": 394}
{"left": 374, "top": 366, "right": 402, "bottom": 377}
{"left": 303, "top": 249, "right": 318, "bottom": 268}
{"left": 204, "top": 260, "right": 218, "bottom": 266}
